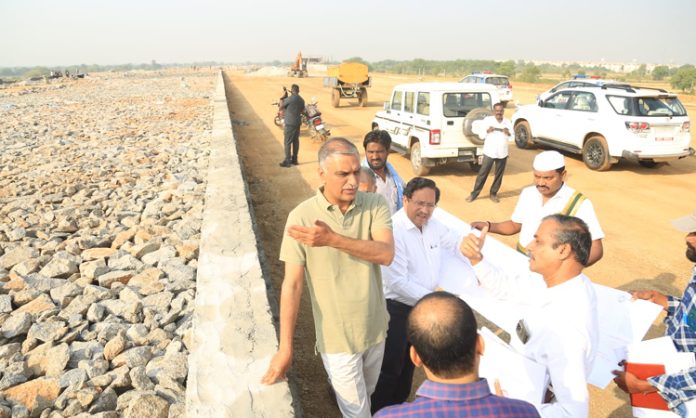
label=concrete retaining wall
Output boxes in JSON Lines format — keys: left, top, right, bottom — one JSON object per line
{"left": 186, "top": 72, "right": 295, "bottom": 417}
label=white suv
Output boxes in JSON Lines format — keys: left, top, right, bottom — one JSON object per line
{"left": 513, "top": 85, "right": 694, "bottom": 170}
{"left": 373, "top": 82, "right": 500, "bottom": 175}
{"left": 460, "top": 73, "right": 512, "bottom": 107}
{"left": 537, "top": 78, "right": 629, "bottom": 102}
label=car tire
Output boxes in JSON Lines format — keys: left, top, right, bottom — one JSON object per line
{"left": 410, "top": 141, "right": 431, "bottom": 176}
{"left": 462, "top": 107, "right": 492, "bottom": 145}
{"left": 331, "top": 89, "right": 340, "bottom": 108}
{"left": 358, "top": 88, "right": 368, "bottom": 107}
{"left": 469, "top": 162, "right": 481, "bottom": 172}
{"left": 514, "top": 121, "right": 533, "bottom": 149}
{"left": 582, "top": 135, "right": 613, "bottom": 171}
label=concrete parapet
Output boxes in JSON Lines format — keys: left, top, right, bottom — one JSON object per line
{"left": 186, "top": 72, "right": 294, "bottom": 417}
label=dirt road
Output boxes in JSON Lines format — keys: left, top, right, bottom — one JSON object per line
{"left": 224, "top": 70, "right": 696, "bottom": 417}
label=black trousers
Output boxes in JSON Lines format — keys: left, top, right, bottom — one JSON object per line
{"left": 371, "top": 299, "right": 414, "bottom": 414}
{"left": 470, "top": 155, "right": 507, "bottom": 198}
{"left": 283, "top": 124, "right": 300, "bottom": 163}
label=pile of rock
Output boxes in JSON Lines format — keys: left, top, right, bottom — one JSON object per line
{"left": 0, "top": 70, "right": 214, "bottom": 417}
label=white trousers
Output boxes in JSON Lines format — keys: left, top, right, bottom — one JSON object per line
{"left": 320, "top": 341, "right": 386, "bottom": 418}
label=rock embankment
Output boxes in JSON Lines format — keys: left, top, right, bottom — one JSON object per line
{"left": 0, "top": 69, "right": 214, "bottom": 417}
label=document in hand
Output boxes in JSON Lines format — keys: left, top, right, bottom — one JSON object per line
{"left": 432, "top": 208, "right": 664, "bottom": 390}
{"left": 478, "top": 327, "right": 547, "bottom": 407}
{"left": 625, "top": 363, "right": 668, "bottom": 411}
{"left": 626, "top": 336, "right": 696, "bottom": 418}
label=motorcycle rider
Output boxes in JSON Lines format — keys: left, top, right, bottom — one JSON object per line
{"left": 279, "top": 84, "right": 305, "bottom": 168}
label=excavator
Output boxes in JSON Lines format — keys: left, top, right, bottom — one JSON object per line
{"left": 288, "top": 51, "right": 308, "bottom": 78}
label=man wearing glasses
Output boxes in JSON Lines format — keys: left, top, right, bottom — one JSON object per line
{"left": 371, "top": 177, "right": 474, "bottom": 414}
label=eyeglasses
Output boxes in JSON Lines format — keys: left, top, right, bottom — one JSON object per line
{"left": 408, "top": 198, "right": 436, "bottom": 209}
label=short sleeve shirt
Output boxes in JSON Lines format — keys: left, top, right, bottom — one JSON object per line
{"left": 511, "top": 184, "right": 605, "bottom": 248}
{"left": 478, "top": 115, "right": 514, "bottom": 159}
{"left": 279, "top": 189, "right": 392, "bottom": 354}
{"left": 375, "top": 172, "right": 399, "bottom": 215}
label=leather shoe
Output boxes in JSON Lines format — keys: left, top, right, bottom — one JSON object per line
{"left": 490, "top": 194, "right": 500, "bottom": 203}
{"left": 465, "top": 195, "right": 476, "bottom": 203}
{"left": 291, "top": 160, "right": 299, "bottom": 166}
{"left": 279, "top": 161, "right": 291, "bottom": 168}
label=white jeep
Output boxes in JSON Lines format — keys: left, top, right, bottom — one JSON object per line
{"left": 372, "top": 82, "right": 500, "bottom": 175}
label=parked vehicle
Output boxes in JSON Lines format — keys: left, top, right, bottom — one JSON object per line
{"left": 460, "top": 72, "right": 512, "bottom": 107}
{"left": 372, "top": 82, "right": 499, "bottom": 175}
{"left": 272, "top": 95, "right": 330, "bottom": 142}
{"left": 513, "top": 84, "right": 694, "bottom": 171}
{"left": 304, "top": 98, "right": 330, "bottom": 142}
{"left": 323, "top": 62, "right": 370, "bottom": 107}
{"left": 537, "top": 77, "right": 629, "bottom": 102}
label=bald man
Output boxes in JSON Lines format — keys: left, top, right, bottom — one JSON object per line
{"left": 375, "top": 292, "right": 539, "bottom": 418}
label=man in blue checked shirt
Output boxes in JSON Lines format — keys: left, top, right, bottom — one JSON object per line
{"left": 375, "top": 292, "right": 540, "bottom": 418}
{"left": 613, "top": 209, "right": 696, "bottom": 417}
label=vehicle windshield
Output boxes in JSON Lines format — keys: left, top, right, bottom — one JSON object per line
{"left": 443, "top": 92, "right": 492, "bottom": 117}
{"left": 486, "top": 77, "right": 509, "bottom": 87}
{"left": 607, "top": 95, "right": 688, "bottom": 117}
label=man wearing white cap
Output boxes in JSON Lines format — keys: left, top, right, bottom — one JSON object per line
{"left": 613, "top": 210, "right": 696, "bottom": 417}
{"left": 471, "top": 150, "right": 605, "bottom": 266}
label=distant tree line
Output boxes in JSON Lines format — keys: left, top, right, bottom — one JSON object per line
{"left": 339, "top": 57, "right": 696, "bottom": 91}
{"left": 4, "top": 58, "right": 695, "bottom": 93}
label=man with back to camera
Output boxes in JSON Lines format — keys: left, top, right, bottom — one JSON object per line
{"left": 279, "top": 84, "right": 305, "bottom": 168}
{"left": 262, "top": 137, "right": 394, "bottom": 418}
{"left": 375, "top": 291, "right": 541, "bottom": 418}
{"left": 362, "top": 129, "right": 405, "bottom": 215}
{"left": 466, "top": 102, "right": 514, "bottom": 203}
{"left": 371, "top": 177, "right": 476, "bottom": 413}
{"left": 470, "top": 150, "right": 605, "bottom": 266}
{"left": 358, "top": 166, "right": 377, "bottom": 193}
{"left": 612, "top": 209, "right": 696, "bottom": 417}
{"left": 460, "top": 214, "right": 599, "bottom": 417}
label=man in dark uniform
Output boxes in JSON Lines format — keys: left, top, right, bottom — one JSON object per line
{"left": 279, "top": 84, "right": 306, "bottom": 167}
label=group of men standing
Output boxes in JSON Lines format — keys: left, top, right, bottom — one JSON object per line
{"left": 261, "top": 121, "right": 696, "bottom": 417}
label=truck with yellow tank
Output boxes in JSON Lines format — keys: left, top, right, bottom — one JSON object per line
{"left": 323, "top": 62, "right": 371, "bottom": 107}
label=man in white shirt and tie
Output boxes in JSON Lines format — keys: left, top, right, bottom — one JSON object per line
{"left": 466, "top": 102, "right": 514, "bottom": 203}
{"left": 371, "top": 177, "right": 474, "bottom": 414}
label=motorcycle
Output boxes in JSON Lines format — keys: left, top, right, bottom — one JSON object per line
{"left": 304, "top": 98, "right": 330, "bottom": 142}
{"left": 272, "top": 86, "right": 290, "bottom": 127}
{"left": 272, "top": 91, "right": 330, "bottom": 142}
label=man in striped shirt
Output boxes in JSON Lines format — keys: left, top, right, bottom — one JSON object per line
{"left": 613, "top": 209, "right": 696, "bottom": 417}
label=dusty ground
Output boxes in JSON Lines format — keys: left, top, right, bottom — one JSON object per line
{"left": 224, "top": 69, "right": 696, "bottom": 418}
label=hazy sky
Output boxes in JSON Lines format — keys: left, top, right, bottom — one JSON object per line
{"left": 1, "top": 0, "right": 695, "bottom": 67}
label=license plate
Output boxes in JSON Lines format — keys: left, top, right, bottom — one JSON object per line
{"left": 316, "top": 124, "right": 324, "bottom": 130}
{"left": 655, "top": 137, "right": 673, "bottom": 142}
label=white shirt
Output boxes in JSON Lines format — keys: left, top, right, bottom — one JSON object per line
{"left": 511, "top": 184, "right": 604, "bottom": 248}
{"left": 473, "top": 261, "right": 598, "bottom": 418}
{"left": 382, "top": 209, "right": 470, "bottom": 306}
{"left": 476, "top": 115, "right": 514, "bottom": 159}
{"left": 375, "top": 172, "right": 399, "bottom": 215}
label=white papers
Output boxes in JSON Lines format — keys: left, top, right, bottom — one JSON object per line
{"left": 438, "top": 255, "right": 535, "bottom": 334}
{"left": 627, "top": 337, "right": 695, "bottom": 374}
{"left": 588, "top": 285, "right": 664, "bottom": 388}
{"left": 478, "top": 327, "right": 547, "bottom": 407}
